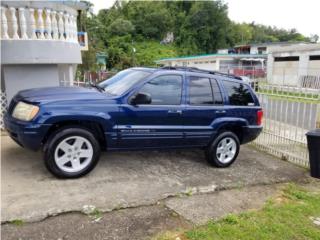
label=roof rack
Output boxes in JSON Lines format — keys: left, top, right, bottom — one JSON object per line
{"left": 160, "top": 66, "right": 242, "bottom": 80}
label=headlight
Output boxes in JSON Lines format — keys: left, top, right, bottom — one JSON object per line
{"left": 12, "top": 102, "right": 39, "bottom": 121}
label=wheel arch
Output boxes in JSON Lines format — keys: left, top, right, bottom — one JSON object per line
{"left": 42, "top": 119, "right": 107, "bottom": 150}
{"left": 211, "top": 118, "right": 248, "bottom": 144}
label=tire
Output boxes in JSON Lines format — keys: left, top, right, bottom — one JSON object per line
{"left": 44, "top": 127, "right": 101, "bottom": 178}
{"left": 205, "top": 131, "right": 240, "bottom": 167}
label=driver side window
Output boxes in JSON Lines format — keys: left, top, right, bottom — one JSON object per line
{"left": 138, "top": 75, "right": 183, "bottom": 105}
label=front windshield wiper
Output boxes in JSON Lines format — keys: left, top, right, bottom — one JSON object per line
{"left": 89, "top": 82, "right": 105, "bottom": 92}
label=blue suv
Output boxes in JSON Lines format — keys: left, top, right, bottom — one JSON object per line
{"left": 4, "top": 67, "right": 263, "bottom": 178}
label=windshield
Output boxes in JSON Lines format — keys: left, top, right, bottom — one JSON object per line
{"left": 98, "top": 69, "right": 152, "bottom": 96}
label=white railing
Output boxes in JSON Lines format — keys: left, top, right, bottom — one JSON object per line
{"left": 0, "top": 6, "right": 78, "bottom": 42}
{"left": 251, "top": 84, "right": 320, "bottom": 168}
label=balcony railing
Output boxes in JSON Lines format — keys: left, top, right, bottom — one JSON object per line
{"left": 1, "top": 6, "right": 78, "bottom": 43}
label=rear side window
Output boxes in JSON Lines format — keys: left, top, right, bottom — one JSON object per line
{"left": 189, "top": 77, "right": 213, "bottom": 105}
{"left": 223, "top": 81, "right": 255, "bottom": 106}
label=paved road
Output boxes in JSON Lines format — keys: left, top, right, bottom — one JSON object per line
{"left": 1, "top": 136, "right": 307, "bottom": 223}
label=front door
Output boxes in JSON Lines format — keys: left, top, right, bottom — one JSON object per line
{"left": 117, "top": 74, "right": 185, "bottom": 149}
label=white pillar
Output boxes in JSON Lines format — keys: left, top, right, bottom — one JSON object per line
{"left": 18, "top": 7, "right": 28, "bottom": 39}
{"left": 74, "top": 15, "right": 78, "bottom": 43}
{"left": 29, "top": 8, "right": 37, "bottom": 39}
{"left": 70, "top": 15, "right": 76, "bottom": 42}
{"left": 64, "top": 13, "right": 70, "bottom": 41}
{"left": 298, "top": 54, "right": 309, "bottom": 87}
{"left": 58, "top": 11, "right": 65, "bottom": 40}
{"left": 51, "top": 10, "right": 58, "bottom": 40}
{"left": 37, "top": 8, "right": 44, "bottom": 39}
{"left": 215, "top": 59, "right": 220, "bottom": 71}
{"left": 267, "top": 54, "right": 274, "bottom": 84}
{"left": 9, "top": 7, "right": 19, "bottom": 39}
{"left": 1, "top": 7, "right": 9, "bottom": 39}
{"left": 44, "top": 8, "right": 52, "bottom": 39}
{"left": 72, "top": 15, "right": 77, "bottom": 42}
{"left": 68, "top": 65, "right": 74, "bottom": 86}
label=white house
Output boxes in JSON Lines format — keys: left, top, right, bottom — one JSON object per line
{"left": 1, "top": 1, "right": 88, "bottom": 103}
{"left": 267, "top": 43, "right": 320, "bottom": 87}
{"left": 155, "top": 53, "right": 267, "bottom": 77}
{"left": 225, "top": 41, "right": 311, "bottom": 55}
{"left": 0, "top": 0, "right": 88, "bottom": 129}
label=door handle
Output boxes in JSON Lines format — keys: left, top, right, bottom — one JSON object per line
{"left": 215, "top": 110, "right": 226, "bottom": 114}
{"left": 168, "top": 110, "right": 182, "bottom": 115}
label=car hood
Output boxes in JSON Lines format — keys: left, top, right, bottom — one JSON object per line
{"left": 15, "top": 86, "right": 112, "bottom": 103}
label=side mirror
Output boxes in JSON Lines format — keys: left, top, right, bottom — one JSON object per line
{"left": 130, "top": 92, "right": 152, "bottom": 105}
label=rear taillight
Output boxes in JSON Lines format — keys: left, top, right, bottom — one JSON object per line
{"left": 257, "top": 110, "right": 263, "bottom": 125}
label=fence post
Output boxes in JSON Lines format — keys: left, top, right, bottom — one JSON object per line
{"left": 316, "top": 104, "right": 320, "bottom": 129}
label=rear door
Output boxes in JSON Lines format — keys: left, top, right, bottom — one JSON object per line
{"left": 183, "top": 75, "right": 225, "bottom": 146}
{"left": 117, "top": 74, "right": 185, "bottom": 149}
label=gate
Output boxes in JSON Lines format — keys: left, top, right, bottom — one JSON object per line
{"left": 251, "top": 84, "right": 320, "bottom": 167}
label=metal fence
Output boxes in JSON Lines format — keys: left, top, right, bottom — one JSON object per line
{"left": 251, "top": 83, "right": 320, "bottom": 167}
{"left": 0, "top": 91, "right": 8, "bottom": 130}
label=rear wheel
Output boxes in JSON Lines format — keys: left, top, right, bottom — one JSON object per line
{"left": 206, "top": 131, "right": 240, "bottom": 167}
{"left": 44, "top": 127, "right": 101, "bottom": 178}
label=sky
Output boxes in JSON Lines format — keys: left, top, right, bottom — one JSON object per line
{"left": 89, "top": 0, "right": 320, "bottom": 37}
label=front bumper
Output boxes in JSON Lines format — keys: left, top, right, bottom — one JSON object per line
{"left": 241, "top": 125, "right": 263, "bottom": 144}
{"left": 4, "top": 114, "right": 52, "bottom": 151}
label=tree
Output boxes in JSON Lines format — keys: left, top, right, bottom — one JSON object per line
{"left": 177, "top": 1, "right": 232, "bottom": 54}
{"left": 78, "top": 0, "right": 312, "bottom": 71}
{"left": 107, "top": 18, "right": 135, "bottom": 36}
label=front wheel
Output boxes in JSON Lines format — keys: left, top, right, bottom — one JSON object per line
{"left": 44, "top": 127, "right": 101, "bottom": 178}
{"left": 206, "top": 131, "right": 240, "bottom": 167}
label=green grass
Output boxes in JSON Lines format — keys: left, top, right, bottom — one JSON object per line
{"left": 257, "top": 88, "right": 320, "bottom": 101}
{"left": 9, "top": 219, "right": 24, "bottom": 226}
{"left": 266, "top": 95, "right": 320, "bottom": 104}
{"left": 155, "top": 184, "right": 320, "bottom": 240}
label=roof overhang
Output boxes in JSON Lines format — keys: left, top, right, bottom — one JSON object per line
{"left": 155, "top": 54, "right": 267, "bottom": 63}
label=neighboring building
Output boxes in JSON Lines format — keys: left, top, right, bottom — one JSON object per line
{"left": 1, "top": 1, "right": 87, "bottom": 104}
{"left": 267, "top": 43, "right": 320, "bottom": 87}
{"left": 96, "top": 52, "right": 108, "bottom": 70}
{"left": 230, "top": 41, "right": 311, "bottom": 55}
{"left": 155, "top": 53, "right": 267, "bottom": 77}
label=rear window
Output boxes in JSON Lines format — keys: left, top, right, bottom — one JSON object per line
{"left": 223, "top": 81, "right": 255, "bottom": 106}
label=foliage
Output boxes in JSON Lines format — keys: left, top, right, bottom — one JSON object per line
{"left": 107, "top": 18, "right": 135, "bottom": 36}
{"left": 78, "top": 0, "right": 314, "bottom": 71}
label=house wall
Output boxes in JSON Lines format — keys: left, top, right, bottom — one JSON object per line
{"left": 272, "top": 61, "right": 299, "bottom": 86}
{"left": 161, "top": 59, "right": 219, "bottom": 71}
{"left": 1, "top": 40, "right": 81, "bottom": 65}
{"left": 308, "top": 60, "right": 320, "bottom": 76}
{"left": 3, "top": 65, "right": 60, "bottom": 102}
{"left": 267, "top": 44, "right": 320, "bottom": 86}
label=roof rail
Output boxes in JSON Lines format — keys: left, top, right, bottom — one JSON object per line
{"left": 160, "top": 66, "right": 242, "bottom": 80}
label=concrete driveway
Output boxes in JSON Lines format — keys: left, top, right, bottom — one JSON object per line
{"left": 1, "top": 135, "right": 307, "bottom": 223}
